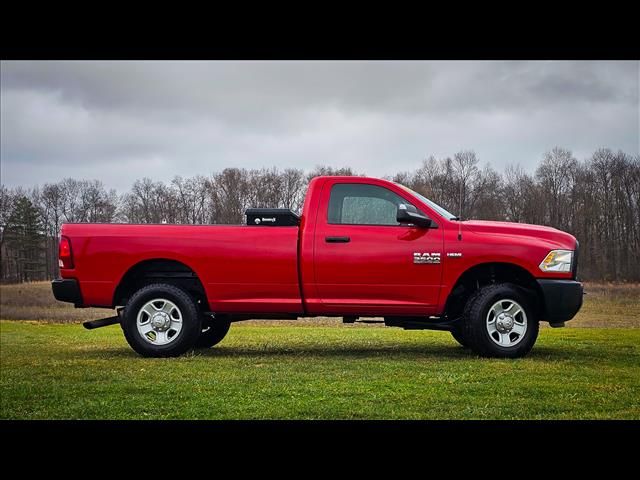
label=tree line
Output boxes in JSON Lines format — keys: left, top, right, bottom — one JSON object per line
{"left": 1, "top": 147, "right": 638, "bottom": 283}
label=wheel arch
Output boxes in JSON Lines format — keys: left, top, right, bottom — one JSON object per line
{"left": 113, "top": 258, "right": 210, "bottom": 310}
{"left": 443, "top": 261, "right": 544, "bottom": 320}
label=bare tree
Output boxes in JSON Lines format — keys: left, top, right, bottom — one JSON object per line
{"left": 247, "top": 168, "right": 285, "bottom": 209}
{"left": 281, "top": 168, "right": 307, "bottom": 212}
{"left": 79, "top": 180, "right": 118, "bottom": 223}
{"left": 535, "top": 147, "right": 578, "bottom": 229}
{"left": 306, "top": 166, "right": 359, "bottom": 182}
{"left": 470, "top": 164, "right": 505, "bottom": 220}
{"left": 452, "top": 150, "right": 480, "bottom": 220}
{"left": 503, "top": 165, "right": 528, "bottom": 222}
{"left": 59, "top": 178, "right": 84, "bottom": 223}
{"left": 121, "top": 178, "right": 178, "bottom": 224}
{"left": 172, "top": 175, "right": 209, "bottom": 224}
{"left": 210, "top": 168, "right": 251, "bottom": 224}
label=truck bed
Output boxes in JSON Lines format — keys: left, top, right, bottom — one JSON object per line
{"left": 61, "top": 223, "right": 303, "bottom": 313}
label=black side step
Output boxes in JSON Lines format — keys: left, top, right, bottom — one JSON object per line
{"left": 83, "top": 316, "right": 120, "bottom": 330}
{"left": 384, "top": 316, "right": 461, "bottom": 331}
{"left": 343, "top": 316, "right": 384, "bottom": 324}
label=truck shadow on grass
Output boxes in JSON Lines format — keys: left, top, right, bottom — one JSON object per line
{"left": 199, "top": 344, "right": 471, "bottom": 360}
{"left": 77, "top": 343, "right": 619, "bottom": 363}
{"left": 197, "top": 344, "right": 612, "bottom": 362}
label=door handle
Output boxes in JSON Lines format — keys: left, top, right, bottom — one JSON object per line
{"left": 325, "top": 236, "right": 351, "bottom": 243}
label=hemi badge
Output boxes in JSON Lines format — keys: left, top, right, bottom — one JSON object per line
{"left": 447, "top": 252, "right": 463, "bottom": 257}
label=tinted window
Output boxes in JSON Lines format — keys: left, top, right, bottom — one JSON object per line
{"left": 328, "top": 184, "right": 410, "bottom": 225}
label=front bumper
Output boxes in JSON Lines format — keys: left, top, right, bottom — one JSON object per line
{"left": 51, "top": 278, "right": 83, "bottom": 306}
{"left": 537, "top": 279, "right": 583, "bottom": 323}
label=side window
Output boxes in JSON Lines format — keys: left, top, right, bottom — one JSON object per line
{"left": 328, "top": 183, "right": 412, "bottom": 225}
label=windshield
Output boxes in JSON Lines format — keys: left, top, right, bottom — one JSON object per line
{"left": 395, "top": 184, "right": 458, "bottom": 220}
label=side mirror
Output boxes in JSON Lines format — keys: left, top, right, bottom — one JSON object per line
{"left": 396, "top": 204, "right": 433, "bottom": 228}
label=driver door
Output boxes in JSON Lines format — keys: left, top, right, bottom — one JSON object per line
{"left": 313, "top": 181, "right": 444, "bottom": 316}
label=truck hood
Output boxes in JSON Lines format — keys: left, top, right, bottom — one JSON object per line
{"left": 462, "top": 220, "right": 577, "bottom": 249}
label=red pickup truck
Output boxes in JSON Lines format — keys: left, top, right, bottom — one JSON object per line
{"left": 52, "top": 175, "right": 583, "bottom": 358}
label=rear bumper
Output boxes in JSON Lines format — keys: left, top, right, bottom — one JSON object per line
{"left": 537, "top": 279, "right": 583, "bottom": 323}
{"left": 52, "top": 278, "right": 83, "bottom": 306}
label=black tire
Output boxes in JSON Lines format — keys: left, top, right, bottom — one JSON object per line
{"left": 121, "top": 283, "right": 202, "bottom": 358}
{"left": 450, "top": 326, "right": 470, "bottom": 348}
{"left": 194, "top": 320, "right": 231, "bottom": 348}
{"left": 462, "top": 283, "right": 539, "bottom": 358}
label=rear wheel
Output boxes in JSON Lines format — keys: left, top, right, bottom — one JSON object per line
{"left": 121, "top": 283, "right": 202, "bottom": 357}
{"left": 450, "top": 326, "right": 470, "bottom": 348}
{"left": 195, "top": 319, "right": 231, "bottom": 348}
{"left": 462, "top": 283, "right": 539, "bottom": 358}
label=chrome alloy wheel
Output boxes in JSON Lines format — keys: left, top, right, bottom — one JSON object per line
{"left": 136, "top": 298, "right": 183, "bottom": 345}
{"left": 486, "top": 299, "right": 527, "bottom": 347}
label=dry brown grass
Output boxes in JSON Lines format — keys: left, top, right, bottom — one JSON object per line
{"left": 0, "top": 282, "right": 111, "bottom": 323}
{"left": 568, "top": 283, "right": 640, "bottom": 328}
{"left": 1, "top": 281, "right": 638, "bottom": 327}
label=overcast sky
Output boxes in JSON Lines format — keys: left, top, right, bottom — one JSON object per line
{"left": 1, "top": 60, "right": 638, "bottom": 191}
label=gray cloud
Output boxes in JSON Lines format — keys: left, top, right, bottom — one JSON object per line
{"left": 1, "top": 60, "right": 638, "bottom": 191}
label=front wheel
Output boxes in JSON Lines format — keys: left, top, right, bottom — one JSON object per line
{"left": 462, "top": 283, "right": 539, "bottom": 358}
{"left": 121, "top": 283, "right": 202, "bottom": 357}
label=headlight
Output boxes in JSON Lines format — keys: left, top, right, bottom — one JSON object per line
{"left": 539, "top": 250, "right": 573, "bottom": 273}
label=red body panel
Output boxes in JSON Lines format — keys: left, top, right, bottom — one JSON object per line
{"left": 60, "top": 224, "right": 302, "bottom": 314}
{"left": 437, "top": 220, "right": 576, "bottom": 313}
{"left": 60, "top": 176, "right": 577, "bottom": 317}
{"left": 304, "top": 177, "right": 443, "bottom": 316}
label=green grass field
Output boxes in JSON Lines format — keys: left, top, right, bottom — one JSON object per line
{"left": 1, "top": 321, "right": 639, "bottom": 419}
{"left": 1, "top": 281, "right": 639, "bottom": 419}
